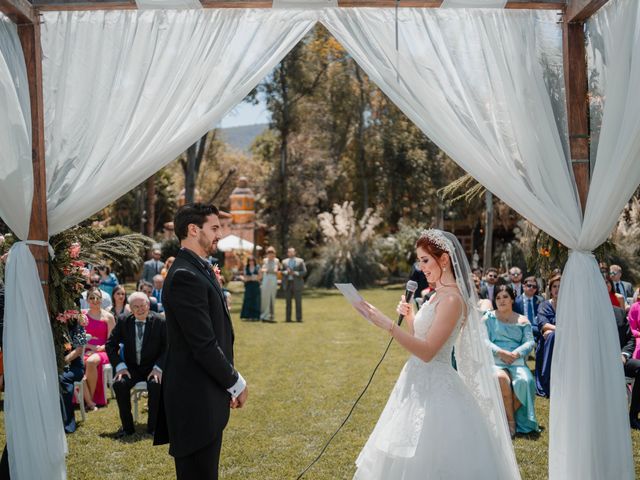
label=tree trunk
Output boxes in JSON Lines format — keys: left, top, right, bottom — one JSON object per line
{"left": 145, "top": 174, "right": 156, "bottom": 237}
{"left": 483, "top": 190, "right": 494, "bottom": 271}
{"left": 183, "top": 132, "right": 210, "bottom": 204}
{"left": 279, "top": 63, "right": 290, "bottom": 254}
{"left": 355, "top": 65, "right": 368, "bottom": 212}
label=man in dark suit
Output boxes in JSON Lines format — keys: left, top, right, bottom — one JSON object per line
{"left": 479, "top": 267, "right": 499, "bottom": 302}
{"left": 514, "top": 276, "right": 544, "bottom": 340}
{"left": 615, "top": 306, "right": 640, "bottom": 429}
{"left": 106, "top": 292, "right": 167, "bottom": 437}
{"left": 154, "top": 203, "right": 248, "bottom": 480}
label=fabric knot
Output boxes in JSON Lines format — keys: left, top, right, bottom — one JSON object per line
{"left": 23, "top": 239, "right": 55, "bottom": 259}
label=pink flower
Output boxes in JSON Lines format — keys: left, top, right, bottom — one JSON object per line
{"left": 69, "top": 242, "right": 81, "bottom": 259}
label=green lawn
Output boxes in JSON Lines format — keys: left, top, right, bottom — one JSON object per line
{"left": 2, "top": 286, "right": 638, "bottom": 479}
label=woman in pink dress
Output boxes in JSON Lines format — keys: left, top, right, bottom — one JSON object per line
{"left": 83, "top": 287, "right": 116, "bottom": 409}
{"left": 627, "top": 298, "right": 640, "bottom": 360}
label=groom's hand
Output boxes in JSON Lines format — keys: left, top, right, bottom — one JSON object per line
{"left": 231, "top": 386, "right": 249, "bottom": 409}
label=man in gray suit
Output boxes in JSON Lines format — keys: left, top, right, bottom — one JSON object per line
{"left": 142, "top": 249, "right": 164, "bottom": 284}
{"left": 282, "top": 247, "right": 306, "bottom": 323}
{"left": 610, "top": 264, "right": 634, "bottom": 301}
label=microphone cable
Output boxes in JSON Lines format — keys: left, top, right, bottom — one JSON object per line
{"left": 295, "top": 335, "right": 395, "bottom": 480}
{"left": 295, "top": 280, "right": 418, "bottom": 479}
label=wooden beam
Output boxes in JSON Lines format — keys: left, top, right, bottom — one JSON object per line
{"left": 34, "top": 0, "right": 565, "bottom": 12}
{"left": 565, "top": 0, "right": 609, "bottom": 23}
{"left": 562, "top": 20, "right": 590, "bottom": 212}
{"left": 0, "top": 0, "right": 37, "bottom": 24}
{"left": 18, "top": 20, "right": 50, "bottom": 292}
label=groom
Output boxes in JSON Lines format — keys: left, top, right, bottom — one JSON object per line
{"left": 154, "top": 203, "right": 248, "bottom": 479}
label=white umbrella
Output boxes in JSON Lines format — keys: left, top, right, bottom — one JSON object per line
{"left": 217, "top": 234, "right": 254, "bottom": 252}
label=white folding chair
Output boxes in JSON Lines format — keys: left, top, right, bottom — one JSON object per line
{"left": 131, "top": 381, "right": 148, "bottom": 423}
{"left": 103, "top": 364, "right": 114, "bottom": 399}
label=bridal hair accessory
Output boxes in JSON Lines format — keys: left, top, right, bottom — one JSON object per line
{"left": 420, "top": 229, "right": 454, "bottom": 254}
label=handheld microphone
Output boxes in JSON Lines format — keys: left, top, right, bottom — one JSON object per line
{"left": 398, "top": 280, "right": 419, "bottom": 326}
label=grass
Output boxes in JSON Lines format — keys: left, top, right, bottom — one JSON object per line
{"left": 2, "top": 286, "right": 638, "bottom": 479}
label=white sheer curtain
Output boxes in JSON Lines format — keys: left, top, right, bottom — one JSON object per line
{"left": 41, "top": 9, "right": 316, "bottom": 235}
{"left": 0, "top": 15, "right": 67, "bottom": 480}
{"left": 0, "top": 15, "right": 32, "bottom": 240}
{"left": 550, "top": 1, "right": 640, "bottom": 478}
{"left": 0, "top": 9, "right": 315, "bottom": 478}
{"left": 322, "top": 7, "right": 636, "bottom": 479}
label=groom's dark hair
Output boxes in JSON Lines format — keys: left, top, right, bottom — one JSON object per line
{"left": 174, "top": 203, "right": 219, "bottom": 241}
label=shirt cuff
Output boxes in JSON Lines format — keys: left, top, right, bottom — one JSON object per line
{"left": 622, "top": 352, "right": 631, "bottom": 358}
{"left": 227, "top": 372, "right": 246, "bottom": 398}
{"left": 153, "top": 365, "right": 163, "bottom": 373}
{"left": 115, "top": 362, "right": 128, "bottom": 373}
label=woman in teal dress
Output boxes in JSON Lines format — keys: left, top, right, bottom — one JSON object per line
{"left": 240, "top": 256, "right": 261, "bottom": 321}
{"left": 484, "top": 284, "right": 540, "bottom": 437}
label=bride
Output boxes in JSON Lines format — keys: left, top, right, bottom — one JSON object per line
{"left": 354, "top": 229, "right": 521, "bottom": 479}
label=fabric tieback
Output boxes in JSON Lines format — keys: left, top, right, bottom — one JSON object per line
{"left": 23, "top": 239, "right": 55, "bottom": 259}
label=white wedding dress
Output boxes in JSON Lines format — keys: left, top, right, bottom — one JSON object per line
{"left": 354, "top": 296, "right": 517, "bottom": 479}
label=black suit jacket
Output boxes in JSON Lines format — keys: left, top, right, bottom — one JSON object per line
{"left": 613, "top": 306, "right": 635, "bottom": 357}
{"left": 153, "top": 248, "right": 238, "bottom": 458}
{"left": 106, "top": 312, "right": 167, "bottom": 377}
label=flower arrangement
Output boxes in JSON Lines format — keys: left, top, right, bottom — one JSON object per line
{"left": 0, "top": 226, "right": 152, "bottom": 370}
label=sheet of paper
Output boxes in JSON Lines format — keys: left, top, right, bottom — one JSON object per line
{"left": 335, "top": 283, "right": 370, "bottom": 321}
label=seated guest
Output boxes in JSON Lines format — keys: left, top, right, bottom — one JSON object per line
{"left": 139, "top": 280, "right": 162, "bottom": 314}
{"left": 109, "top": 285, "right": 131, "bottom": 323}
{"left": 610, "top": 264, "right": 634, "bottom": 303}
{"left": 106, "top": 292, "right": 167, "bottom": 437}
{"left": 97, "top": 264, "right": 119, "bottom": 297}
{"left": 508, "top": 267, "right": 524, "bottom": 297}
{"left": 535, "top": 274, "right": 561, "bottom": 397}
{"left": 615, "top": 305, "right": 640, "bottom": 429}
{"left": 514, "top": 276, "right": 544, "bottom": 340}
{"left": 628, "top": 299, "right": 640, "bottom": 359}
{"left": 160, "top": 256, "right": 175, "bottom": 278}
{"left": 605, "top": 277, "right": 625, "bottom": 310}
{"left": 59, "top": 314, "right": 87, "bottom": 433}
{"left": 484, "top": 285, "right": 539, "bottom": 437}
{"left": 83, "top": 287, "right": 116, "bottom": 409}
{"left": 479, "top": 267, "right": 499, "bottom": 303}
{"left": 80, "top": 274, "right": 113, "bottom": 310}
{"left": 152, "top": 274, "right": 164, "bottom": 307}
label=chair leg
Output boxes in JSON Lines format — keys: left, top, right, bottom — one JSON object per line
{"left": 132, "top": 392, "right": 139, "bottom": 423}
{"left": 77, "top": 381, "right": 86, "bottom": 422}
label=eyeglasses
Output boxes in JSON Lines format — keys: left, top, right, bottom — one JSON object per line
{"left": 524, "top": 283, "right": 537, "bottom": 288}
{"left": 87, "top": 295, "right": 102, "bottom": 301}
{"left": 510, "top": 272, "right": 521, "bottom": 276}
{"left": 487, "top": 274, "right": 497, "bottom": 279}
{"left": 609, "top": 271, "right": 619, "bottom": 276}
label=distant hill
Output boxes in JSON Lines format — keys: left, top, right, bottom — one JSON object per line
{"left": 218, "top": 123, "right": 269, "bottom": 154}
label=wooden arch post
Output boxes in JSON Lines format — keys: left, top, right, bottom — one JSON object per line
{"left": 0, "top": 0, "right": 49, "bottom": 292}
{"left": 563, "top": 0, "right": 610, "bottom": 211}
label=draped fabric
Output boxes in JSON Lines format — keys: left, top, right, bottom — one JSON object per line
{"left": 1, "top": 5, "right": 638, "bottom": 479}
{"left": 0, "top": 17, "right": 67, "bottom": 480}
{"left": 549, "top": 1, "right": 640, "bottom": 478}
{"left": 322, "top": 7, "right": 636, "bottom": 479}
{"left": 41, "top": 9, "right": 317, "bottom": 235}
{"left": 0, "top": 15, "right": 32, "bottom": 241}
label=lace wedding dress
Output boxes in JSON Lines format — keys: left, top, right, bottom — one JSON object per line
{"left": 354, "top": 296, "right": 517, "bottom": 479}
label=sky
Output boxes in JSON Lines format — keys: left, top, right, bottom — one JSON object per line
{"left": 218, "top": 96, "right": 270, "bottom": 129}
